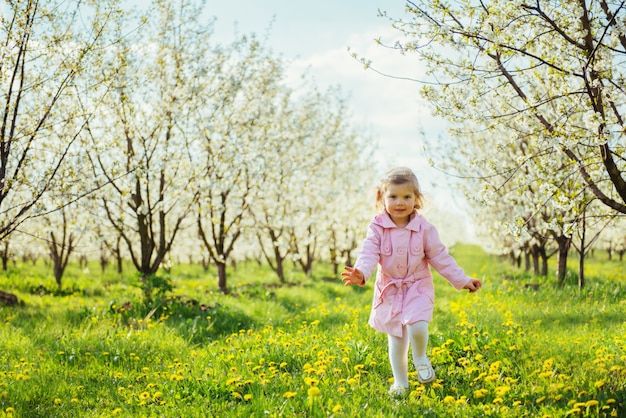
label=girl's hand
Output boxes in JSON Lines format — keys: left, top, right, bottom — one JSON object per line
{"left": 464, "top": 278, "right": 482, "bottom": 293}
{"left": 341, "top": 266, "right": 365, "bottom": 286}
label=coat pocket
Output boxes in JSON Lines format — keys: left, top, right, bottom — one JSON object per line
{"left": 381, "top": 230, "right": 392, "bottom": 256}
{"left": 409, "top": 231, "right": 424, "bottom": 257}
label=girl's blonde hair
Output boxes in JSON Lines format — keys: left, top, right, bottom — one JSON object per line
{"left": 375, "top": 167, "right": 424, "bottom": 212}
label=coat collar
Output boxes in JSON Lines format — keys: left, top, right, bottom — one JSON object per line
{"left": 372, "top": 211, "right": 423, "bottom": 232}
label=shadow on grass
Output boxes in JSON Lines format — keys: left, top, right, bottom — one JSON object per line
{"left": 521, "top": 309, "right": 625, "bottom": 331}
{"left": 159, "top": 278, "right": 371, "bottom": 343}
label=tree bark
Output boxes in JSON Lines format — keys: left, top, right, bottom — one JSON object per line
{"left": 217, "top": 261, "right": 228, "bottom": 294}
{"left": 555, "top": 235, "right": 572, "bottom": 286}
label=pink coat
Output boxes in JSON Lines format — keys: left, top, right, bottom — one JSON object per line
{"left": 354, "top": 211, "right": 472, "bottom": 337}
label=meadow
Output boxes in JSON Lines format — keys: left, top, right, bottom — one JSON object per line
{"left": 0, "top": 245, "right": 624, "bottom": 417}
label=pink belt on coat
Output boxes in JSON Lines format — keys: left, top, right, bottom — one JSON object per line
{"left": 374, "top": 272, "right": 422, "bottom": 318}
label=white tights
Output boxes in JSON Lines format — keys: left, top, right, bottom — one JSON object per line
{"left": 387, "top": 321, "right": 429, "bottom": 388}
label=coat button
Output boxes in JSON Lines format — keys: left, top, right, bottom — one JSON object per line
{"left": 397, "top": 247, "right": 406, "bottom": 255}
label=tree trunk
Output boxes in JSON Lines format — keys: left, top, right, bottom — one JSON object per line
{"left": 536, "top": 245, "right": 548, "bottom": 277}
{"left": 531, "top": 246, "right": 539, "bottom": 275}
{"left": 578, "top": 208, "right": 586, "bottom": 290}
{"left": 100, "top": 243, "right": 109, "bottom": 273}
{"left": 48, "top": 214, "right": 75, "bottom": 291}
{"left": 217, "top": 261, "right": 228, "bottom": 293}
{"left": 1, "top": 241, "right": 10, "bottom": 271}
{"left": 541, "top": 251, "right": 548, "bottom": 277}
{"left": 274, "top": 245, "right": 285, "bottom": 283}
{"left": 555, "top": 234, "right": 572, "bottom": 286}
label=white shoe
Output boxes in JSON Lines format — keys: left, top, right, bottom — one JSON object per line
{"left": 388, "top": 384, "right": 408, "bottom": 397}
{"left": 416, "top": 359, "right": 435, "bottom": 384}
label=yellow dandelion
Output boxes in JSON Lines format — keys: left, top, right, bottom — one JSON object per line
{"left": 139, "top": 392, "right": 150, "bottom": 400}
{"left": 54, "top": 398, "right": 62, "bottom": 405}
{"left": 443, "top": 395, "right": 455, "bottom": 403}
{"left": 332, "top": 404, "right": 342, "bottom": 413}
{"left": 231, "top": 391, "right": 242, "bottom": 400}
{"left": 474, "top": 389, "right": 488, "bottom": 399}
{"left": 493, "top": 397, "right": 503, "bottom": 404}
{"left": 5, "top": 407, "right": 15, "bottom": 414}
{"left": 586, "top": 400, "right": 599, "bottom": 407}
{"left": 283, "top": 391, "right": 297, "bottom": 399}
{"left": 70, "top": 398, "right": 78, "bottom": 403}
{"left": 307, "top": 387, "right": 321, "bottom": 397}
{"left": 111, "top": 408, "right": 122, "bottom": 415}
{"left": 594, "top": 380, "right": 606, "bottom": 388}
{"left": 243, "top": 394, "right": 253, "bottom": 401}
{"left": 536, "top": 396, "right": 546, "bottom": 404}
{"left": 153, "top": 392, "right": 163, "bottom": 399}
{"left": 495, "top": 386, "right": 510, "bottom": 396}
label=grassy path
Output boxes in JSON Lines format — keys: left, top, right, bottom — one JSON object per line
{"left": 0, "top": 245, "right": 624, "bottom": 417}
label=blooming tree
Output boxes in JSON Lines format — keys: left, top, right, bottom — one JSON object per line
{"left": 193, "top": 32, "right": 290, "bottom": 293}
{"left": 391, "top": 0, "right": 626, "bottom": 211}
{"left": 362, "top": 1, "right": 626, "bottom": 280}
{"left": 0, "top": 0, "right": 121, "bottom": 302}
{"left": 85, "top": 0, "right": 206, "bottom": 301}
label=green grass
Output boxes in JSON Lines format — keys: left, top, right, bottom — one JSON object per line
{"left": 0, "top": 245, "right": 624, "bottom": 417}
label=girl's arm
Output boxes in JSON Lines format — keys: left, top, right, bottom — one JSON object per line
{"left": 423, "top": 223, "right": 478, "bottom": 290}
{"left": 343, "top": 222, "right": 381, "bottom": 286}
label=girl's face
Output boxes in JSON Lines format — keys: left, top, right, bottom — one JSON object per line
{"left": 383, "top": 183, "right": 416, "bottom": 227}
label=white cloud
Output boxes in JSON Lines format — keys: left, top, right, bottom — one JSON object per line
{"left": 285, "top": 25, "right": 441, "bottom": 174}
{"left": 283, "top": 25, "right": 476, "bottom": 242}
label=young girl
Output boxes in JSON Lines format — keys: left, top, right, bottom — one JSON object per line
{"left": 341, "top": 167, "right": 481, "bottom": 396}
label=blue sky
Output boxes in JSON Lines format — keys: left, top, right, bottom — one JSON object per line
{"left": 202, "top": 0, "right": 473, "bottom": 240}
{"left": 126, "top": 0, "right": 472, "bottom": 241}
{"left": 204, "top": 1, "right": 447, "bottom": 169}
